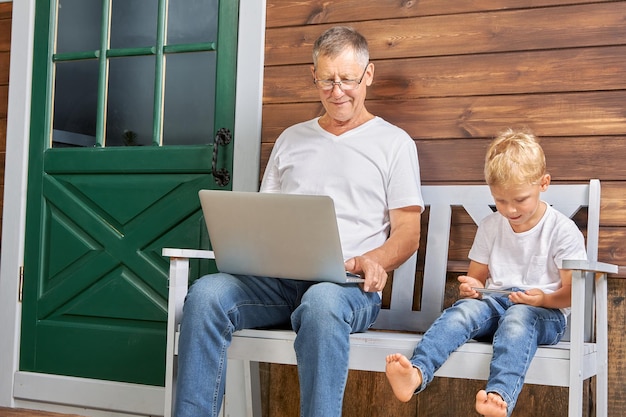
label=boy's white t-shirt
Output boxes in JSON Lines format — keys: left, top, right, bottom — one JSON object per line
{"left": 469, "top": 203, "right": 587, "bottom": 314}
{"left": 260, "top": 116, "right": 424, "bottom": 260}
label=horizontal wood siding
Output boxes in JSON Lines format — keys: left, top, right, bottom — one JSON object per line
{"left": 261, "top": 1, "right": 626, "bottom": 416}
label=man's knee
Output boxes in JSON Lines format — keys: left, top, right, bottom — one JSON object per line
{"left": 185, "top": 273, "right": 234, "bottom": 312}
{"left": 292, "top": 283, "right": 346, "bottom": 328}
{"left": 301, "top": 282, "right": 342, "bottom": 307}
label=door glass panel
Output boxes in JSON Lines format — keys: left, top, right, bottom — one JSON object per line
{"left": 110, "top": 0, "right": 158, "bottom": 49}
{"left": 56, "top": 0, "right": 102, "bottom": 54}
{"left": 162, "top": 52, "right": 216, "bottom": 145}
{"left": 106, "top": 56, "right": 156, "bottom": 147}
{"left": 52, "top": 0, "right": 223, "bottom": 148}
{"left": 168, "top": 0, "right": 219, "bottom": 44}
{"left": 52, "top": 60, "right": 99, "bottom": 148}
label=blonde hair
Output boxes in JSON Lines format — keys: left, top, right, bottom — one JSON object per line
{"left": 484, "top": 129, "right": 547, "bottom": 187}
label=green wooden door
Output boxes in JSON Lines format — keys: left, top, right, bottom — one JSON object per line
{"left": 20, "top": 0, "right": 238, "bottom": 386}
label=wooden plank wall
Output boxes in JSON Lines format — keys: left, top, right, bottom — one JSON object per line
{"left": 0, "top": 2, "right": 10, "bottom": 240}
{"left": 260, "top": 1, "right": 626, "bottom": 416}
{"left": 0, "top": 1, "right": 623, "bottom": 416}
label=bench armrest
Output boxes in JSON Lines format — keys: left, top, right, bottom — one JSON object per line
{"left": 163, "top": 247, "right": 215, "bottom": 323}
{"left": 562, "top": 259, "right": 618, "bottom": 275}
{"left": 566, "top": 258, "right": 616, "bottom": 354}
{"left": 163, "top": 247, "right": 217, "bottom": 414}
{"left": 162, "top": 248, "right": 216, "bottom": 259}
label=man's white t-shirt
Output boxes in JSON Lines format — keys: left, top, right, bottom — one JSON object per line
{"left": 260, "top": 116, "right": 424, "bottom": 260}
{"left": 469, "top": 203, "right": 587, "bottom": 310}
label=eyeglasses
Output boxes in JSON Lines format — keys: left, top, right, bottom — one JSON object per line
{"left": 313, "top": 64, "right": 368, "bottom": 91}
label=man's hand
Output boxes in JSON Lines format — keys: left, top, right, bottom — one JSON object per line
{"left": 345, "top": 256, "right": 387, "bottom": 292}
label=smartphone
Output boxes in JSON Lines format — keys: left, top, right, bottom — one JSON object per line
{"left": 472, "top": 287, "right": 517, "bottom": 295}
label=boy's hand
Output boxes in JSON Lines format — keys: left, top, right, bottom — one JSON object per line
{"left": 509, "top": 288, "right": 546, "bottom": 306}
{"left": 458, "top": 275, "right": 483, "bottom": 299}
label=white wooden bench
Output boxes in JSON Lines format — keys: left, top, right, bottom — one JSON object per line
{"left": 162, "top": 180, "right": 618, "bottom": 417}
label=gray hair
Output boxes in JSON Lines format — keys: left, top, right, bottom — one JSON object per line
{"left": 312, "top": 26, "right": 369, "bottom": 69}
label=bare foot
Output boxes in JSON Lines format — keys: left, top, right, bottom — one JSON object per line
{"left": 475, "top": 390, "right": 507, "bottom": 417}
{"left": 385, "top": 353, "right": 422, "bottom": 402}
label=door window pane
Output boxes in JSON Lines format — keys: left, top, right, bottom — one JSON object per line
{"left": 106, "top": 56, "right": 156, "bottom": 147}
{"left": 168, "top": 0, "right": 218, "bottom": 44}
{"left": 162, "top": 52, "right": 216, "bottom": 145}
{"left": 52, "top": 60, "right": 99, "bottom": 148}
{"left": 52, "top": 0, "right": 222, "bottom": 148}
{"left": 56, "top": 0, "right": 103, "bottom": 54}
{"left": 110, "top": 0, "right": 158, "bottom": 49}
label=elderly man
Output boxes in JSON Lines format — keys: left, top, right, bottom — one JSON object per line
{"left": 175, "top": 26, "right": 423, "bottom": 417}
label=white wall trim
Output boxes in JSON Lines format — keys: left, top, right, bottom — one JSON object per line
{"left": 232, "top": 0, "right": 265, "bottom": 192}
{"left": 14, "top": 372, "right": 163, "bottom": 417}
{"left": 0, "top": 0, "right": 35, "bottom": 408}
{"left": 0, "top": 0, "right": 266, "bottom": 415}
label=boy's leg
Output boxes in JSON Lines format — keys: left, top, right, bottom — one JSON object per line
{"left": 175, "top": 273, "right": 309, "bottom": 417}
{"left": 291, "top": 282, "right": 381, "bottom": 417}
{"left": 408, "top": 298, "right": 501, "bottom": 391}
{"left": 386, "top": 298, "right": 501, "bottom": 402}
{"left": 485, "top": 304, "right": 566, "bottom": 416}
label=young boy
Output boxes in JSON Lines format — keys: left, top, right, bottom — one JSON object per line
{"left": 385, "top": 129, "right": 587, "bottom": 417}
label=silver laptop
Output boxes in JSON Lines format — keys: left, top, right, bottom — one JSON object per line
{"left": 198, "top": 190, "right": 364, "bottom": 284}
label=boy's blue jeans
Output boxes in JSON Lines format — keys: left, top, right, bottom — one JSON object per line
{"left": 410, "top": 291, "right": 566, "bottom": 417}
{"left": 174, "top": 273, "right": 381, "bottom": 417}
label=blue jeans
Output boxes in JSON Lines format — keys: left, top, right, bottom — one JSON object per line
{"left": 174, "top": 273, "right": 381, "bottom": 417}
{"left": 409, "top": 291, "right": 566, "bottom": 417}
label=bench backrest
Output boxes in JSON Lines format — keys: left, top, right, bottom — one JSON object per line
{"left": 372, "top": 180, "right": 600, "bottom": 335}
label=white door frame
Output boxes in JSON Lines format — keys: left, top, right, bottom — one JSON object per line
{"left": 0, "top": 0, "right": 265, "bottom": 415}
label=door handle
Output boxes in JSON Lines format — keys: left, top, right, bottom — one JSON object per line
{"left": 212, "top": 128, "right": 231, "bottom": 187}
